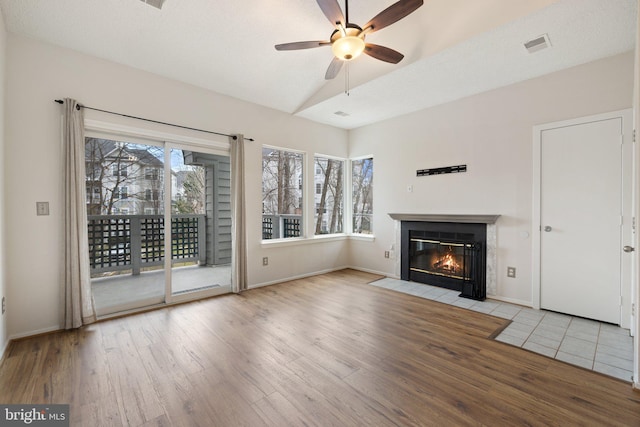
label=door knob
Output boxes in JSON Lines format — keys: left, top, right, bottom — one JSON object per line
{"left": 623, "top": 246, "right": 635, "bottom": 253}
{"left": 544, "top": 226, "right": 552, "bottom": 232}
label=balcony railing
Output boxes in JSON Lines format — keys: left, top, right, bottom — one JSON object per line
{"left": 88, "top": 214, "right": 206, "bottom": 275}
{"left": 262, "top": 214, "right": 301, "bottom": 239}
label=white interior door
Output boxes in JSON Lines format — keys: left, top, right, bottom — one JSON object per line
{"left": 540, "top": 117, "right": 622, "bottom": 324}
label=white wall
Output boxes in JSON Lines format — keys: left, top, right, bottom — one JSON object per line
{"left": 3, "top": 34, "right": 635, "bottom": 338}
{"left": 5, "top": 35, "right": 348, "bottom": 338}
{"left": 0, "top": 7, "right": 7, "bottom": 357}
{"left": 349, "top": 51, "right": 635, "bottom": 306}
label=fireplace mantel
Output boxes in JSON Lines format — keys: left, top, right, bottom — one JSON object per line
{"left": 388, "top": 213, "right": 500, "bottom": 224}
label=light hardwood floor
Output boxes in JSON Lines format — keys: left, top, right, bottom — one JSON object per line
{"left": 1, "top": 269, "right": 639, "bottom": 426}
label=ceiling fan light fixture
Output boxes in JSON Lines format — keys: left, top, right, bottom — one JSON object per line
{"left": 331, "top": 36, "right": 365, "bottom": 61}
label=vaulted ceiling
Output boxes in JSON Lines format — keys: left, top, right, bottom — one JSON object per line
{"left": 0, "top": 0, "right": 636, "bottom": 129}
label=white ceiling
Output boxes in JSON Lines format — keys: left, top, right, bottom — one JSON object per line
{"left": 0, "top": 0, "right": 636, "bottom": 129}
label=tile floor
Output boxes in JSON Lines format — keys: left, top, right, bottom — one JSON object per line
{"left": 370, "top": 277, "right": 634, "bottom": 382}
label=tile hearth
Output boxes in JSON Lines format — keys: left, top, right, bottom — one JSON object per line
{"left": 370, "top": 277, "right": 633, "bottom": 383}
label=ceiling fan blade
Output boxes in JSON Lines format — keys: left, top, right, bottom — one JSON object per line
{"left": 275, "top": 41, "right": 330, "bottom": 51}
{"left": 364, "top": 43, "right": 404, "bottom": 64}
{"left": 316, "top": 0, "right": 345, "bottom": 27}
{"left": 363, "top": 0, "right": 423, "bottom": 34}
{"left": 325, "top": 57, "right": 344, "bottom": 79}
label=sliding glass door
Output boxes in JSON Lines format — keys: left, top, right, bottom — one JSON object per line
{"left": 168, "top": 146, "right": 232, "bottom": 301}
{"left": 86, "top": 135, "right": 231, "bottom": 316}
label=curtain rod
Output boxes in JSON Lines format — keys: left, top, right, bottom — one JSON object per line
{"left": 54, "top": 99, "right": 254, "bottom": 141}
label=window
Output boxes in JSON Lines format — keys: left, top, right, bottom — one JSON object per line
{"left": 119, "top": 186, "right": 128, "bottom": 200}
{"left": 352, "top": 157, "right": 373, "bottom": 234}
{"left": 86, "top": 186, "right": 101, "bottom": 204}
{"left": 314, "top": 156, "right": 344, "bottom": 235}
{"left": 112, "top": 164, "right": 128, "bottom": 177}
{"left": 145, "top": 189, "right": 159, "bottom": 201}
{"left": 262, "top": 147, "right": 304, "bottom": 239}
{"left": 145, "top": 167, "right": 159, "bottom": 180}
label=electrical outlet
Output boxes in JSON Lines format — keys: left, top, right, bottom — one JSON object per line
{"left": 262, "top": 257, "right": 268, "bottom": 266}
{"left": 2, "top": 296, "right": 5, "bottom": 315}
{"left": 384, "top": 251, "right": 390, "bottom": 258}
{"left": 36, "top": 201, "right": 49, "bottom": 216}
{"left": 507, "top": 267, "right": 516, "bottom": 278}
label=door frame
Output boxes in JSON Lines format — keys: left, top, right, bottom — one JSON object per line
{"left": 532, "top": 109, "right": 634, "bottom": 329}
{"left": 85, "top": 119, "right": 232, "bottom": 313}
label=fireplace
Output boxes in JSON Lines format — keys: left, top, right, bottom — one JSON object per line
{"left": 393, "top": 215, "right": 499, "bottom": 301}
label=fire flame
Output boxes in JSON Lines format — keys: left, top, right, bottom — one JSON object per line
{"left": 433, "top": 247, "right": 460, "bottom": 274}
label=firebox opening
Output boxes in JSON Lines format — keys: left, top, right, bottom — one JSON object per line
{"left": 401, "top": 221, "right": 487, "bottom": 300}
{"left": 410, "top": 239, "right": 471, "bottom": 280}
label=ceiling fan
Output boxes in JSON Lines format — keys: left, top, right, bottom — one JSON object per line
{"left": 275, "top": 0, "right": 424, "bottom": 80}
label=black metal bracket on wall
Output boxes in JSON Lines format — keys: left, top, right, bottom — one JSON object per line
{"left": 417, "top": 164, "right": 467, "bottom": 177}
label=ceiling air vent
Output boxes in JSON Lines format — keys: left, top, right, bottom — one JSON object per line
{"left": 524, "top": 34, "right": 551, "bottom": 54}
{"left": 334, "top": 111, "right": 350, "bottom": 117}
{"left": 140, "top": 0, "right": 166, "bottom": 10}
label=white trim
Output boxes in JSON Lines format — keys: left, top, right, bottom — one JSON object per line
{"left": 84, "top": 124, "right": 233, "bottom": 314}
{"left": 349, "top": 233, "right": 376, "bottom": 241}
{"left": 346, "top": 265, "right": 391, "bottom": 278}
{"left": 487, "top": 295, "right": 533, "bottom": 308}
{"left": 350, "top": 153, "right": 375, "bottom": 161}
{"left": 348, "top": 155, "right": 374, "bottom": 235}
{"left": 262, "top": 234, "right": 348, "bottom": 249}
{"left": 163, "top": 147, "right": 173, "bottom": 304}
{"left": 388, "top": 213, "right": 500, "bottom": 224}
{"left": 261, "top": 144, "right": 307, "bottom": 240}
{"left": 0, "top": 339, "right": 9, "bottom": 365}
{"left": 314, "top": 152, "right": 347, "bottom": 162}
{"left": 261, "top": 144, "right": 306, "bottom": 155}
{"left": 9, "top": 325, "right": 61, "bottom": 341}
{"left": 532, "top": 109, "right": 634, "bottom": 328}
{"left": 312, "top": 154, "right": 347, "bottom": 238}
{"left": 248, "top": 266, "right": 350, "bottom": 289}
{"left": 169, "top": 284, "right": 231, "bottom": 304}
{"left": 260, "top": 233, "right": 376, "bottom": 249}
{"left": 84, "top": 119, "right": 230, "bottom": 154}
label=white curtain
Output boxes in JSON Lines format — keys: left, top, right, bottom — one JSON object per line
{"left": 62, "top": 98, "right": 95, "bottom": 328}
{"left": 230, "top": 134, "right": 248, "bottom": 292}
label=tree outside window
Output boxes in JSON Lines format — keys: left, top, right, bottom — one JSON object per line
{"left": 262, "top": 147, "right": 303, "bottom": 239}
{"left": 314, "top": 156, "right": 344, "bottom": 235}
{"left": 85, "top": 138, "right": 165, "bottom": 215}
{"left": 352, "top": 157, "right": 373, "bottom": 234}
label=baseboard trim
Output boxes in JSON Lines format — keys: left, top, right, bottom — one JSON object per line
{"left": 486, "top": 295, "right": 532, "bottom": 308}
{"left": 248, "top": 265, "right": 351, "bottom": 290}
{"left": 345, "top": 265, "right": 394, "bottom": 279}
{"left": 9, "top": 325, "right": 61, "bottom": 341}
{"left": 0, "top": 338, "right": 9, "bottom": 368}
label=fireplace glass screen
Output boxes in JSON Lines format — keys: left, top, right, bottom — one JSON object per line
{"left": 410, "top": 239, "right": 472, "bottom": 281}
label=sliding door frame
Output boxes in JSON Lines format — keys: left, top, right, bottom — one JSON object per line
{"left": 85, "top": 119, "right": 232, "bottom": 313}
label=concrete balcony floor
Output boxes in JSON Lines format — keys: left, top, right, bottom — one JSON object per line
{"left": 91, "top": 264, "right": 231, "bottom": 316}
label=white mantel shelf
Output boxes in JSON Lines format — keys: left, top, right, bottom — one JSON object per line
{"left": 388, "top": 213, "right": 501, "bottom": 224}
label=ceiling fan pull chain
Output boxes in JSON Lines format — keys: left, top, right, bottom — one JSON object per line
{"left": 345, "top": 62, "right": 350, "bottom": 96}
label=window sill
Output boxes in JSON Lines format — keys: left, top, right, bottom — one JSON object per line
{"left": 261, "top": 233, "right": 374, "bottom": 248}
{"left": 349, "top": 234, "right": 375, "bottom": 242}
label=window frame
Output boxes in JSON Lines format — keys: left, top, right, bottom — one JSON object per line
{"left": 312, "top": 153, "right": 346, "bottom": 237}
{"left": 261, "top": 145, "right": 306, "bottom": 242}
{"left": 349, "top": 155, "right": 374, "bottom": 237}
